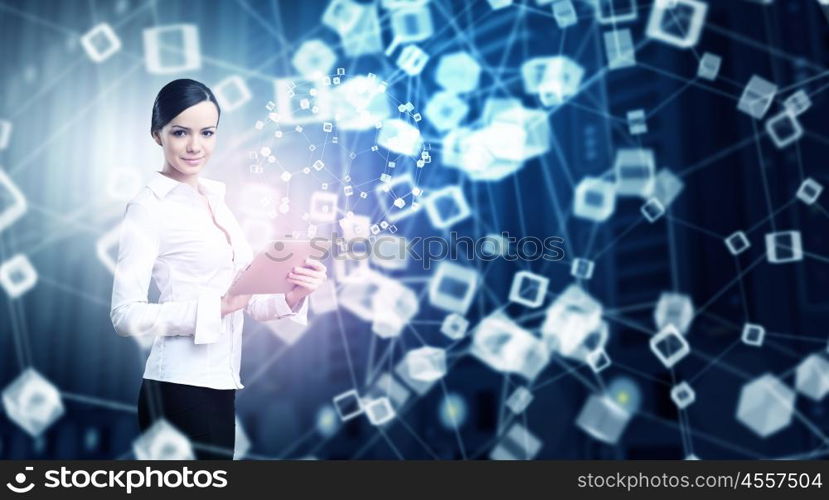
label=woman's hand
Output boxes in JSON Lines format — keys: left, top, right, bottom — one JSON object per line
{"left": 221, "top": 293, "right": 252, "bottom": 317}
{"left": 285, "top": 258, "right": 327, "bottom": 310}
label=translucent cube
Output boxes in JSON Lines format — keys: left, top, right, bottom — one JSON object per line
{"left": 737, "top": 75, "right": 777, "bottom": 119}
{"left": 574, "top": 176, "right": 616, "bottom": 222}
{"left": 333, "top": 389, "right": 364, "bottom": 421}
{"left": 322, "top": 0, "right": 362, "bottom": 34}
{"left": 741, "top": 323, "right": 765, "bottom": 347}
{"left": 671, "top": 381, "right": 696, "bottom": 409}
{"left": 649, "top": 325, "right": 690, "bottom": 368}
{"left": 765, "top": 231, "right": 803, "bottom": 264}
{"left": 576, "top": 394, "right": 631, "bottom": 444}
{"left": 652, "top": 168, "right": 685, "bottom": 208}
{"left": 424, "top": 91, "right": 469, "bottom": 131}
{"left": 725, "top": 231, "right": 751, "bottom": 255}
{"left": 363, "top": 397, "right": 396, "bottom": 426}
{"left": 697, "top": 52, "right": 721, "bottom": 80}
{"left": 331, "top": 75, "right": 392, "bottom": 130}
{"left": 534, "top": 56, "right": 585, "bottom": 106}
{"left": 542, "top": 284, "right": 603, "bottom": 357}
{"left": 654, "top": 292, "right": 694, "bottom": 335}
{"left": 795, "top": 354, "right": 829, "bottom": 401}
{"left": 371, "top": 280, "right": 418, "bottom": 338}
{"left": 80, "top": 23, "right": 122, "bottom": 63}
{"left": 472, "top": 312, "right": 550, "bottom": 380}
{"left": 552, "top": 0, "right": 578, "bottom": 28}
{"left": 796, "top": 178, "right": 823, "bottom": 205}
{"left": 784, "top": 90, "right": 812, "bottom": 115}
{"left": 370, "top": 235, "right": 408, "bottom": 270}
{"left": 614, "top": 148, "right": 655, "bottom": 197}
{"left": 309, "top": 191, "right": 339, "bottom": 222}
{"left": 0, "top": 254, "right": 38, "bottom": 299}
{"left": 396, "top": 44, "right": 430, "bottom": 76}
{"left": 508, "top": 270, "right": 549, "bottom": 308}
{"left": 765, "top": 111, "right": 803, "bottom": 149}
{"left": 428, "top": 261, "right": 479, "bottom": 314}
{"left": 435, "top": 51, "right": 481, "bottom": 93}
{"left": 2, "top": 368, "right": 64, "bottom": 437}
{"left": 594, "top": 0, "right": 637, "bottom": 24}
{"left": 292, "top": 39, "right": 337, "bottom": 79}
{"left": 390, "top": 5, "right": 433, "bottom": 43}
{"left": 641, "top": 198, "right": 665, "bottom": 222}
{"left": 212, "top": 75, "right": 251, "bottom": 113}
{"left": 274, "top": 77, "right": 332, "bottom": 124}
{"left": 441, "top": 313, "right": 470, "bottom": 340}
{"left": 736, "top": 374, "right": 795, "bottom": 438}
{"left": 142, "top": 24, "right": 201, "bottom": 74}
{"left": 646, "top": 0, "right": 708, "bottom": 48}
{"left": 506, "top": 386, "right": 534, "bottom": 414}
{"left": 133, "top": 420, "right": 194, "bottom": 460}
{"left": 377, "top": 118, "right": 423, "bottom": 156}
{"left": 604, "top": 29, "right": 636, "bottom": 69}
{"left": 627, "top": 109, "right": 647, "bottom": 135}
{"left": 405, "top": 346, "right": 447, "bottom": 382}
{"left": 489, "top": 423, "right": 542, "bottom": 460}
{"left": 0, "top": 169, "right": 27, "bottom": 233}
{"left": 424, "top": 185, "right": 471, "bottom": 229}
{"left": 571, "top": 258, "right": 595, "bottom": 280}
{"left": 367, "top": 373, "right": 411, "bottom": 409}
{"left": 586, "top": 349, "right": 611, "bottom": 373}
{"left": 487, "top": 0, "right": 514, "bottom": 8}
{"left": 340, "top": 3, "right": 383, "bottom": 57}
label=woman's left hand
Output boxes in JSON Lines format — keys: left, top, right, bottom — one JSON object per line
{"left": 285, "top": 258, "right": 327, "bottom": 310}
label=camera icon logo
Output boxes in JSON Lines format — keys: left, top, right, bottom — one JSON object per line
{"left": 6, "top": 466, "right": 35, "bottom": 494}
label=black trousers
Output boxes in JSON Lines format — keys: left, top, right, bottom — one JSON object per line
{"left": 137, "top": 378, "right": 236, "bottom": 460}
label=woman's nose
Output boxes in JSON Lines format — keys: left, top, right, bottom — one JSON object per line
{"left": 186, "top": 136, "right": 201, "bottom": 153}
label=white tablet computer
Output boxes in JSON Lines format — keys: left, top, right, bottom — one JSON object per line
{"left": 227, "top": 239, "right": 331, "bottom": 295}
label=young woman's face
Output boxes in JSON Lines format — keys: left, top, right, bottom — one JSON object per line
{"left": 153, "top": 100, "right": 218, "bottom": 177}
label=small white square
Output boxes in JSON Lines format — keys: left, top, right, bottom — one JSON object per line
{"left": 671, "top": 381, "right": 696, "bottom": 409}
{"left": 649, "top": 325, "right": 690, "bottom": 369}
{"left": 280, "top": 171, "right": 292, "bottom": 182}
{"left": 571, "top": 258, "right": 595, "bottom": 280}
{"left": 142, "top": 24, "right": 201, "bottom": 74}
{"left": 697, "top": 52, "right": 721, "bottom": 81}
{"left": 80, "top": 23, "right": 122, "bottom": 63}
{"left": 133, "top": 419, "right": 194, "bottom": 460}
{"left": 364, "top": 397, "right": 396, "bottom": 426}
{"left": 725, "top": 231, "right": 751, "bottom": 256}
{"left": 741, "top": 323, "right": 765, "bottom": 347}
{"left": 784, "top": 90, "right": 812, "bottom": 115}
{"left": 626, "top": 109, "right": 647, "bottom": 135}
{"left": 641, "top": 198, "right": 665, "bottom": 222}
{"left": 765, "top": 231, "right": 803, "bottom": 264}
{"left": 505, "top": 386, "right": 534, "bottom": 414}
{"left": 333, "top": 389, "right": 363, "bottom": 421}
{"left": 586, "top": 349, "right": 611, "bottom": 373}
{"left": 441, "top": 313, "right": 469, "bottom": 340}
{"left": 765, "top": 111, "right": 803, "bottom": 149}
{"left": 508, "top": 271, "right": 549, "bottom": 308}
{"left": 213, "top": 76, "right": 252, "bottom": 112}
{"left": 0, "top": 254, "right": 38, "bottom": 299}
{"left": 796, "top": 178, "right": 823, "bottom": 205}
{"left": 738, "top": 75, "right": 777, "bottom": 119}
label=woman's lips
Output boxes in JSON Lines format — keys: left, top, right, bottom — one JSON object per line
{"left": 181, "top": 157, "right": 203, "bottom": 165}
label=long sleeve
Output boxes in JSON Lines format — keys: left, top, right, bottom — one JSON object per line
{"left": 245, "top": 293, "right": 308, "bottom": 325}
{"left": 109, "top": 201, "right": 222, "bottom": 344}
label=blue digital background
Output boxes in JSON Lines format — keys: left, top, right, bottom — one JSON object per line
{"left": 0, "top": 0, "right": 828, "bottom": 459}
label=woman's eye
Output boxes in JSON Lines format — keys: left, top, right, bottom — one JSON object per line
{"left": 172, "top": 130, "right": 186, "bottom": 137}
{"left": 203, "top": 130, "right": 214, "bottom": 137}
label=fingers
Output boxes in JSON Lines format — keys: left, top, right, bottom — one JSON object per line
{"left": 304, "top": 258, "right": 327, "bottom": 272}
{"left": 287, "top": 274, "right": 320, "bottom": 287}
{"left": 291, "top": 266, "right": 326, "bottom": 279}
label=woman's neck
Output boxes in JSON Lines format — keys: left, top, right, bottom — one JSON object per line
{"left": 160, "top": 163, "right": 199, "bottom": 189}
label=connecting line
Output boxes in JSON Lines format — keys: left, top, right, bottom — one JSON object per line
{"left": 37, "top": 276, "right": 111, "bottom": 309}
{"left": 745, "top": 198, "right": 796, "bottom": 235}
{"left": 237, "top": 343, "right": 291, "bottom": 390}
{"left": 637, "top": 409, "right": 767, "bottom": 459}
{"left": 664, "top": 214, "right": 724, "bottom": 240}
{"left": 9, "top": 61, "right": 144, "bottom": 177}
{"left": 692, "top": 253, "right": 766, "bottom": 321}
{"left": 686, "top": 338, "right": 742, "bottom": 385}
{"left": 61, "top": 391, "right": 137, "bottom": 413}
{"left": 394, "top": 413, "right": 442, "bottom": 460}
{"left": 590, "top": 217, "right": 643, "bottom": 261}
{"left": 677, "top": 134, "right": 758, "bottom": 178}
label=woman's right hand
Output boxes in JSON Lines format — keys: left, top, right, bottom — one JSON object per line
{"left": 221, "top": 293, "right": 252, "bottom": 317}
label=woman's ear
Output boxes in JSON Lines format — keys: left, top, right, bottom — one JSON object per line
{"left": 151, "top": 131, "right": 162, "bottom": 147}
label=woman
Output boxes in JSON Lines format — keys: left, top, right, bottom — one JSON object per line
{"left": 110, "top": 79, "right": 327, "bottom": 459}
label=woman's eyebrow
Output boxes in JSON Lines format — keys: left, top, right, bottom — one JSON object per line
{"left": 170, "top": 125, "right": 216, "bottom": 131}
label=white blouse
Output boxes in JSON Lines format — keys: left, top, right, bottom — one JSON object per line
{"left": 110, "top": 171, "right": 307, "bottom": 390}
